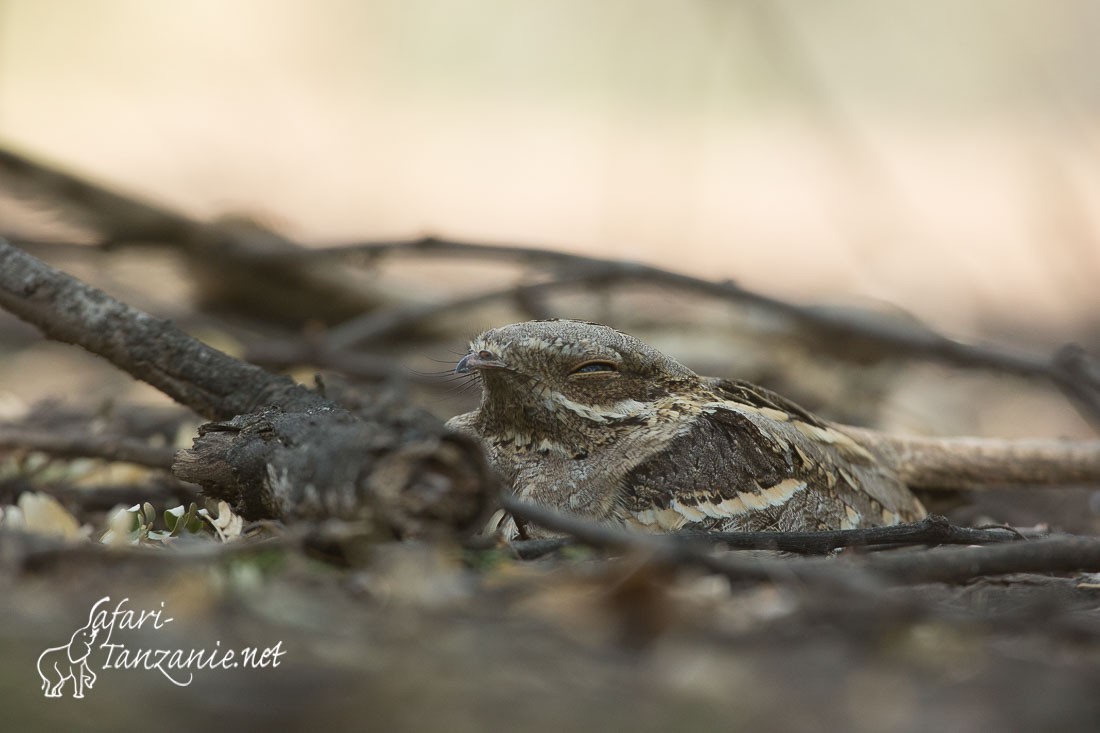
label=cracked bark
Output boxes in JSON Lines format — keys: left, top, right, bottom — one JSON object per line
{"left": 0, "top": 238, "right": 492, "bottom": 535}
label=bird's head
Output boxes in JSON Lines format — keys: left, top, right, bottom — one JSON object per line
{"left": 454, "top": 320, "right": 700, "bottom": 447}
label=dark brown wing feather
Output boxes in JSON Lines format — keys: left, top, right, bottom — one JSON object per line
{"left": 618, "top": 391, "right": 924, "bottom": 532}
{"left": 703, "top": 377, "right": 828, "bottom": 428}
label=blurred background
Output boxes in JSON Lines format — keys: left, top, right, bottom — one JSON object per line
{"left": 4, "top": 6, "right": 1100, "bottom": 728}
{"left": 1, "top": 0, "right": 1099, "bottom": 443}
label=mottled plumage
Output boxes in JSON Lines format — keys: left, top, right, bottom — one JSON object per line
{"left": 446, "top": 320, "right": 926, "bottom": 538}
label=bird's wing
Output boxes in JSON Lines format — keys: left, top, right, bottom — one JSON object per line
{"left": 702, "top": 377, "right": 827, "bottom": 428}
{"left": 617, "top": 394, "right": 924, "bottom": 533}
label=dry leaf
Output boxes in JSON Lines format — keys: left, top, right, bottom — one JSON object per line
{"left": 16, "top": 491, "right": 88, "bottom": 540}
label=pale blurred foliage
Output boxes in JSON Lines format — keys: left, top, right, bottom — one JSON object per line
{"left": 1, "top": 491, "right": 88, "bottom": 540}
{"left": 1, "top": 0, "right": 1099, "bottom": 342}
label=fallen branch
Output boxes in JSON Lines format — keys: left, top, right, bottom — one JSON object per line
{"left": 19, "top": 480, "right": 204, "bottom": 514}
{"left": 243, "top": 338, "right": 412, "bottom": 382}
{"left": 0, "top": 427, "right": 177, "bottom": 469}
{"left": 314, "top": 237, "right": 1053, "bottom": 373}
{"left": 0, "top": 146, "right": 396, "bottom": 324}
{"left": 499, "top": 494, "right": 1100, "bottom": 586}
{"left": 498, "top": 494, "right": 878, "bottom": 590}
{"left": 0, "top": 238, "right": 315, "bottom": 421}
{"left": 8, "top": 148, "right": 1096, "bottom": 421}
{"left": 306, "top": 236, "right": 1100, "bottom": 427}
{"left": 1053, "top": 344, "right": 1100, "bottom": 432}
{"left": 855, "top": 535, "right": 1100, "bottom": 584}
{"left": 322, "top": 266, "right": 621, "bottom": 350}
{"left": 499, "top": 513, "right": 1022, "bottom": 559}
{"left": 0, "top": 238, "right": 493, "bottom": 536}
{"left": 695, "top": 515, "right": 1024, "bottom": 550}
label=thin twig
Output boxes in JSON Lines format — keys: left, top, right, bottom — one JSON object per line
{"left": 303, "top": 237, "right": 1100, "bottom": 427}
{"left": 0, "top": 428, "right": 177, "bottom": 469}
{"left": 0, "top": 146, "right": 396, "bottom": 323}
{"left": 498, "top": 494, "right": 1100, "bottom": 586}
{"left": 1, "top": 528, "right": 291, "bottom": 575}
{"left": 308, "top": 238, "right": 1042, "bottom": 370}
{"left": 695, "top": 515, "right": 1024, "bottom": 551}
{"left": 243, "top": 338, "right": 410, "bottom": 381}
{"left": 317, "top": 240, "right": 1058, "bottom": 360}
{"left": 856, "top": 535, "right": 1100, "bottom": 584}
{"left": 28, "top": 480, "right": 204, "bottom": 513}
{"left": 500, "top": 514, "right": 1022, "bottom": 559}
{"left": 324, "top": 266, "right": 623, "bottom": 350}
{"left": 1052, "top": 343, "right": 1100, "bottom": 433}
{"left": 497, "top": 493, "right": 873, "bottom": 588}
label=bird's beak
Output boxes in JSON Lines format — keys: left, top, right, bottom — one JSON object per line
{"left": 455, "top": 351, "right": 509, "bottom": 374}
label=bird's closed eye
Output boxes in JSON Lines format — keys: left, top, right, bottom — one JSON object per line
{"left": 570, "top": 360, "right": 619, "bottom": 375}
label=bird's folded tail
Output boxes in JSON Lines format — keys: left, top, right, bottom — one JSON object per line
{"left": 839, "top": 427, "right": 1100, "bottom": 491}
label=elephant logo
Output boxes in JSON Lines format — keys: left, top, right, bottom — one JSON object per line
{"left": 37, "top": 597, "right": 108, "bottom": 699}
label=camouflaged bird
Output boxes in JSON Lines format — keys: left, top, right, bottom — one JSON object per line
{"left": 446, "top": 320, "right": 928, "bottom": 538}
{"left": 447, "top": 320, "right": 1100, "bottom": 538}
